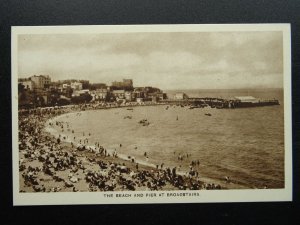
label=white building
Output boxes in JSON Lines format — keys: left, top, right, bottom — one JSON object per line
{"left": 62, "top": 83, "right": 71, "bottom": 89}
{"left": 234, "top": 96, "right": 259, "bottom": 103}
{"left": 125, "top": 91, "right": 134, "bottom": 101}
{"left": 174, "top": 92, "right": 188, "bottom": 100}
{"left": 30, "top": 75, "right": 51, "bottom": 89}
{"left": 112, "top": 90, "right": 125, "bottom": 99}
{"left": 72, "top": 89, "right": 90, "bottom": 97}
{"left": 71, "top": 82, "right": 83, "bottom": 90}
{"left": 90, "top": 88, "right": 109, "bottom": 101}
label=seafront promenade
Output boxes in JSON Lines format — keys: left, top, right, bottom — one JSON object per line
{"left": 18, "top": 103, "right": 225, "bottom": 192}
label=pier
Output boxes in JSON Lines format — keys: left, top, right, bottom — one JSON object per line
{"left": 160, "top": 97, "right": 280, "bottom": 109}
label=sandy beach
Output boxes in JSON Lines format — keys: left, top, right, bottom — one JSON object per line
{"left": 19, "top": 103, "right": 233, "bottom": 193}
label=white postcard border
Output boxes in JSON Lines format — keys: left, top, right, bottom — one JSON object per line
{"left": 12, "top": 24, "right": 292, "bottom": 205}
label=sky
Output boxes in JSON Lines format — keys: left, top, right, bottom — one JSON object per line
{"left": 18, "top": 31, "right": 283, "bottom": 90}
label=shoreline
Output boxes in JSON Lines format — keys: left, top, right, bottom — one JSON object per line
{"left": 43, "top": 104, "right": 248, "bottom": 190}
{"left": 19, "top": 103, "right": 229, "bottom": 193}
{"left": 18, "top": 101, "right": 276, "bottom": 192}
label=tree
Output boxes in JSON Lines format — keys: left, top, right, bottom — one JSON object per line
{"left": 79, "top": 80, "right": 90, "bottom": 89}
{"left": 71, "top": 93, "right": 92, "bottom": 104}
{"left": 18, "top": 83, "right": 25, "bottom": 92}
{"left": 48, "top": 89, "right": 60, "bottom": 106}
{"left": 57, "top": 98, "right": 70, "bottom": 106}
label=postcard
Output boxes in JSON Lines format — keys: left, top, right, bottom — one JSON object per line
{"left": 12, "top": 24, "right": 292, "bottom": 205}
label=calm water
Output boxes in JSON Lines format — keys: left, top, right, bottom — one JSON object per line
{"left": 50, "top": 89, "right": 284, "bottom": 189}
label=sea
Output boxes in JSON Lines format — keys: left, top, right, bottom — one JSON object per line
{"left": 49, "top": 88, "right": 285, "bottom": 189}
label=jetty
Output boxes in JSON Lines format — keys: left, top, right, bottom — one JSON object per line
{"left": 161, "top": 96, "right": 279, "bottom": 109}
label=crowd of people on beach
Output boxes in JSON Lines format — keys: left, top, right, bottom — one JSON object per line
{"left": 18, "top": 103, "right": 223, "bottom": 192}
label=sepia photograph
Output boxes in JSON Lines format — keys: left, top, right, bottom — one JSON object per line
{"left": 12, "top": 24, "right": 292, "bottom": 205}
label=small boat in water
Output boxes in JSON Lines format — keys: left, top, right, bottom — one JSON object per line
{"left": 205, "top": 113, "right": 212, "bottom": 116}
{"left": 127, "top": 108, "right": 133, "bottom": 110}
{"left": 139, "top": 119, "right": 150, "bottom": 126}
{"left": 139, "top": 119, "right": 147, "bottom": 123}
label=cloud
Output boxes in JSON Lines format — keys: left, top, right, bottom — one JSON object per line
{"left": 18, "top": 31, "right": 284, "bottom": 89}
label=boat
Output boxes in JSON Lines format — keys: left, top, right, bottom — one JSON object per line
{"left": 139, "top": 119, "right": 147, "bottom": 123}
{"left": 205, "top": 113, "right": 212, "bottom": 116}
{"left": 139, "top": 119, "right": 150, "bottom": 126}
{"left": 142, "top": 122, "right": 150, "bottom": 126}
{"left": 127, "top": 108, "right": 134, "bottom": 110}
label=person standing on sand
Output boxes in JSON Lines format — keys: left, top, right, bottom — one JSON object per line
{"left": 172, "top": 167, "right": 176, "bottom": 178}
